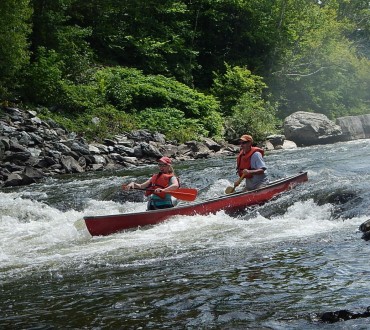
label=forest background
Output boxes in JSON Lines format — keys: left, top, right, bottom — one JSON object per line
{"left": 1, "top": 0, "right": 369, "bottom": 143}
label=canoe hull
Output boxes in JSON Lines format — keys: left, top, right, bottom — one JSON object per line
{"left": 84, "top": 172, "right": 308, "bottom": 236}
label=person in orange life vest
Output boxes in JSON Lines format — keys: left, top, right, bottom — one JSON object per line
{"left": 235, "top": 134, "right": 269, "bottom": 191}
{"left": 123, "top": 156, "right": 180, "bottom": 210}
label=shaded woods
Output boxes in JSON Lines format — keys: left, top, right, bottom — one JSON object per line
{"left": 1, "top": 0, "right": 369, "bottom": 143}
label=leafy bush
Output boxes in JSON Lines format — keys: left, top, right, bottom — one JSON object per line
{"left": 136, "top": 107, "right": 206, "bottom": 142}
{"left": 38, "top": 105, "right": 138, "bottom": 141}
{"left": 24, "top": 47, "right": 64, "bottom": 105}
{"left": 95, "top": 67, "right": 220, "bottom": 114}
{"left": 93, "top": 66, "right": 224, "bottom": 138}
{"left": 211, "top": 64, "right": 267, "bottom": 116}
{"left": 224, "top": 94, "right": 279, "bottom": 142}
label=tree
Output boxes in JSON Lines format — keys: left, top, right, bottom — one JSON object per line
{"left": 265, "top": 0, "right": 370, "bottom": 119}
{"left": 0, "top": 0, "right": 32, "bottom": 99}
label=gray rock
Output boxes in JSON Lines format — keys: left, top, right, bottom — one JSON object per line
{"left": 5, "top": 151, "right": 31, "bottom": 162}
{"left": 9, "top": 139, "right": 28, "bottom": 152}
{"left": 203, "top": 137, "right": 221, "bottom": 152}
{"left": 282, "top": 140, "right": 297, "bottom": 149}
{"left": 336, "top": 114, "right": 370, "bottom": 140}
{"left": 4, "top": 173, "right": 23, "bottom": 187}
{"left": 71, "top": 141, "right": 90, "bottom": 155}
{"left": 266, "top": 134, "right": 285, "bottom": 148}
{"left": 140, "top": 142, "right": 162, "bottom": 158}
{"left": 128, "top": 129, "right": 153, "bottom": 142}
{"left": 60, "top": 155, "right": 84, "bottom": 173}
{"left": 115, "top": 145, "right": 135, "bottom": 156}
{"left": 22, "top": 166, "right": 46, "bottom": 184}
{"left": 92, "top": 155, "right": 107, "bottom": 165}
{"left": 284, "top": 111, "right": 345, "bottom": 146}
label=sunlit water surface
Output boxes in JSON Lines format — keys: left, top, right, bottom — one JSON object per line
{"left": 1, "top": 139, "right": 370, "bottom": 329}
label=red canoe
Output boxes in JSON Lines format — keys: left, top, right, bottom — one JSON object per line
{"left": 84, "top": 172, "right": 308, "bottom": 236}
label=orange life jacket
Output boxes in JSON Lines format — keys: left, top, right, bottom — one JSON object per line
{"left": 236, "top": 147, "right": 265, "bottom": 178}
{"left": 145, "top": 173, "right": 175, "bottom": 196}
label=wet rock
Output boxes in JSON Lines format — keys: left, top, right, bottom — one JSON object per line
{"left": 319, "top": 307, "right": 370, "bottom": 323}
{"left": 359, "top": 219, "right": 370, "bottom": 241}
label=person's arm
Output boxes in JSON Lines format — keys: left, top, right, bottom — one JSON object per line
{"left": 242, "top": 152, "right": 266, "bottom": 176}
{"left": 124, "top": 179, "right": 151, "bottom": 190}
{"left": 154, "top": 177, "right": 179, "bottom": 193}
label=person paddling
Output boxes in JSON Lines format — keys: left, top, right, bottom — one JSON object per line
{"left": 123, "top": 156, "right": 180, "bottom": 210}
{"left": 235, "top": 134, "right": 269, "bottom": 191}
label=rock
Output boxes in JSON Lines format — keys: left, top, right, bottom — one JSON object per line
{"left": 9, "top": 139, "right": 28, "bottom": 152}
{"left": 4, "top": 173, "right": 23, "bottom": 187}
{"left": 263, "top": 140, "right": 274, "bottom": 151}
{"left": 336, "top": 114, "right": 370, "bottom": 140}
{"left": 115, "top": 145, "right": 135, "bottom": 156}
{"left": 22, "top": 166, "right": 46, "bottom": 184}
{"left": 282, "top": 140, "right": 297, "bottom": 149}
{"left": 359, "top": 219, "right": 370, "bottom": 232}
{"left": 60, "top": 155, "right": 84, "bottom": 173}
{"left": 319, "top": 307, "right": 370, "bottom": 323}
{"left": 140, "top": 142, "right": 162, "bottom": 158}
{"left": 70, "top": 141, "right": 90, "bottom": 155}
{"left": 266, "top": 134, "right": 285, "bottom": 148}
{"left": 4, "top": 151, "right": 31, "bottom": 163}
{"left": 202, "top": 137, "right": 221, "bottom": 152}
{"left": 284, "top": 111, "right": 345, "bottom": 146}
{"left": 128, "top": 129, "right": 153, "bottom": 142}
{"left": 359, "top": 219, "right": 370, "bottom": 241}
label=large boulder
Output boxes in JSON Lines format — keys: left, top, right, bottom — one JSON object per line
{"left": 336, "top": 114, "right": 370, "bottom": 140}
{"left": 283, "top": 111, "right": 345, "bottom": 146}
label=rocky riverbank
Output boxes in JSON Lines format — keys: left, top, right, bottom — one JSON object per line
{"left": 0, "top": 106, "right": 244, "bottom": 187}
{"left": 2, "top": 106, "right": 369, "bottom": 188}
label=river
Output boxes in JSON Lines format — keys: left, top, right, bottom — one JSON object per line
{"left": 1, "top": 139, "right": 370, "bottom": 329}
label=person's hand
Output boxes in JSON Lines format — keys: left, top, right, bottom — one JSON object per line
{"left": 123, "top": 182, "right": 134, "bottom": 190}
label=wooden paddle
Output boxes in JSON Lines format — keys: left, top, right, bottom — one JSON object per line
{"left": 225, "top": 174, "right": 246, "bottom": 194}
{"left": 122, "top": 185, "right": 198, "bottom": 202}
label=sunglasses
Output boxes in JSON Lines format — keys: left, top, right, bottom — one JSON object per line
{"left": 158, "top": 163, "right": 168, "bottom": 167}
{"left": 240, "top": 141, "right": 250, "bottom": 145}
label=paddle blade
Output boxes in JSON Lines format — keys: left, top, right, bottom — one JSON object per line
{"left": 167, "top": 188, "right": 198, "bottom": 201}
{"left": 225, "top": 174, "right": 246, "bottom": 194}
{"left": 224, "top": 186, "right": 235, "bottom": 194}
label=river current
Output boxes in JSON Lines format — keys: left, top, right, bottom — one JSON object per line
{"left": 1, "top": 139, "right": 370, "bottom": 329}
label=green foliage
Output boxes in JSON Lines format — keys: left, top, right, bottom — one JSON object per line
{"left": 136, "top": 107, "right": 206, "bottom": 142}
{"left": 225, "top": 94, "right": 279, "bottom": 142}
{"left": 0, "top": 0, "right": 32, "bottom": 98}
{"left": 72, "top": 0, "right": 197, "bottom": 85}
{"left": 92, "top": 67, "right": 223, "bottom": 137}
{"left": 266, "top": 0, "right": 370, "bottom": 119}
{"left": 30, "top": 0, "right": 94, "bottom": 83}
{"left": 2, "top": 0, "right": 369, "bottom": 143}
{"left": 25, "top": 47, "right": 64, "bottom": 105}
{"left": 211, "top": 64, "right": 267, "bottom": 116}
{"left": 39, "top": 105, "right": 138, "bottom": 141}
{"left": 58, "top": 80, "right": 105, "bottom": 112}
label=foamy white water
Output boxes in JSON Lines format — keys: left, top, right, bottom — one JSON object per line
{"left": 1, "top": 140, "right": 370, "bottom": 329}
{"left": 1, "top": 189, "right": 366, "bottom": 282}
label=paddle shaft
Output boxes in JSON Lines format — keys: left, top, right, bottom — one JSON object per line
{"left": 122, "top": 185, "right": 197, "bottom": 201}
